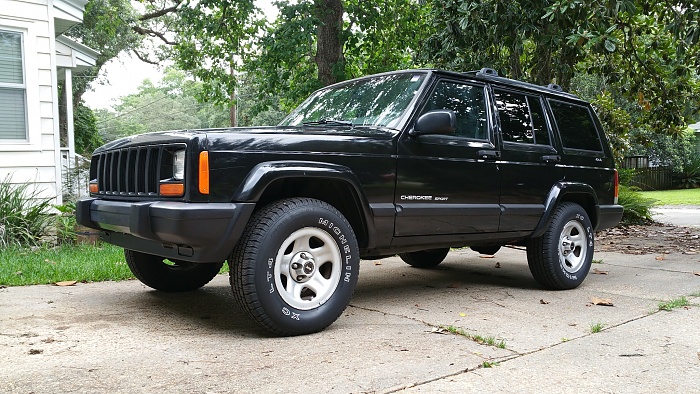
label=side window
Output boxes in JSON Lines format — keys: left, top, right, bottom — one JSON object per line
{"left": 0, "top": 30, "right": 27, "bottom": 140}
{"left": 549, "top": 100, "right": 603, "bottom": 152}
{"left": 494, "top": 89, "right": 550, "bottom": 146}
{"left": 421, "top": 81, "right": 488, "bottom": 140}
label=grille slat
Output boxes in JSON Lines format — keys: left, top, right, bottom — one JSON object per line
{"left": 92, "top": 144, "right": 183, "bottom": 197}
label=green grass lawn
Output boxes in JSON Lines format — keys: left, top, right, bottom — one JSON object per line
{"left": 640, "top": 188, "right": 700, "bottom": 206}
{"left": 1, "top": 243, "right": 231, "bottom": 286}
{"left": 0, "top": 243, "right": 132, "bottom": 286}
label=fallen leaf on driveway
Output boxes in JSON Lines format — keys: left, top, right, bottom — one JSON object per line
{"left": 540, "top": 299, "right": 550, "bottom": 305}
{"left": 591, "top": 297, "right": 614, "bottom": 306}
{"left": 479, "top": 255, "right": 495, "bottom": 259}
{"left": 373, "top": 261, "right": 382, "bottom": 265}
{"left": 429, "top": 327, "right": 447, "bottom": 334}
{"left": 655, "top": 255, "right": 665, "bottom": 261}
{"left": 592, "top": 268, "right": 609, "bottom": 275}
{"left": 55, "top": 281, "right": 77, "bottom": 287}
{"left": 494, "top": 262, "right": 501, "bottom": 268}
{"left": 694, "top": 272, "right": 700, "bottom": 276}
{"left": 459, "top": 312, "right": 466, "bottom": 317}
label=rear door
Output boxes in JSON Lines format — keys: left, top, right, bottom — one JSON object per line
{"left": 493, "top": 88, "right": 565, "bottom": 231}
{"left": 394, "top": 78, "right": 501, "bottom": 236}
{"left": 547, "top": 99, "right": 612, "bottom": 197}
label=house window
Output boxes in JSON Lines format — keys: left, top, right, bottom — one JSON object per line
{"left": 0, "top": 30, "right": 26, "bottom": 140}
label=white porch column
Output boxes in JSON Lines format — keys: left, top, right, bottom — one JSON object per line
{"left": 64, "top": 67, "right": 75, "bottom": 165}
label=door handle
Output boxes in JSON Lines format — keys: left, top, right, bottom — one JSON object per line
{"left": 477, "top": 150, "right": 501, "bottom": 160}
{"left": 541, "top": 155, "right": 561, "bottom": 163}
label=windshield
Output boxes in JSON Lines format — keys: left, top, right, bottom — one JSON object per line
{"left": 279, "top": 72, "right": 428, "bottom": 129}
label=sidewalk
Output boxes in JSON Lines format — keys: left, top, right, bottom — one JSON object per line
{"left": 1, "top": 247, "right": 699, "bottom": 393}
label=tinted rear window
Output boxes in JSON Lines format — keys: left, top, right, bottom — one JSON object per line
{"left": 549, "top": 100, "right": 602, "bottom": 152}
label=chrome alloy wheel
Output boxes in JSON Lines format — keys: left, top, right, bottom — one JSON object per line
{"left": 558, "top": 220, "right": 588, "bottom": 273}
{"left": 273, "top": 227, "right": 342, "bottom": 310}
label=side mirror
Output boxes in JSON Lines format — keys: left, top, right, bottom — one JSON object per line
{"left": 410, "top": 110, "right": 456, "bottom": 136}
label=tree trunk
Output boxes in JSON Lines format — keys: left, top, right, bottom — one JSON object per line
{"left": 314, "top": 0, "right": 345, "bottom": 86}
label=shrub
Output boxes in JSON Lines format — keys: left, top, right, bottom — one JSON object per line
{"left": 55, "top": 203, "right": 77, "bottom": 245}
{"left": 673, "top": 155, "right": 700, "bottom": 189}
{"left": 618, "top": 185, "right": 656, "bottom": 225}
{"left": 0, "top": 176, "right": 53, "bottom": 247}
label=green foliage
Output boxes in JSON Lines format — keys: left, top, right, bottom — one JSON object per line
{"left": 246, "top": 0, "right": 430, "bottom": 112}
{"left": 421, "top": 0, "right": 700, "bottom": 138}
{"left": 0, "top": 176, "right": 53, "bottom": 248}
{"left": 171, "top": 0, "right": 263, "bottom": 106}
{"left": 442, "top": 325, "right": 507, "bottom": 348}
{"left": 658, "top": 296, "right": 689, "bottom": 311}
{"left": 54, "top": 203, "right": 77, "bottom": 246}
{"left": 420, "top": 0, "right": 586, "bottom": 88}
{"left": 96, "top": 68, "right": 232, "bottom": 142}
{"left": 547, "top": 0, "right": 700, "bottom": 136}
{"left": 0, "top": 244, "right": 130, "bottom": 286}
{"left": 74, "top": 102, "right": 103, "bottom": 155}
{"left": 590, "top": 91, "right": 632, "bottom": 165}
{"left": 617, "top": 168, "right": 636, "bottom": 186}
{"left": 673, "top": 155, "right": 700, "bottom": 189}
{"left": 618, "top": 185, "right": 656, "bottom": 224}
{"left": 590, "top": 322, "right": 605, "bottom": 333}
{"left": 628, "top": 128, "right": 697, "bottom": 172}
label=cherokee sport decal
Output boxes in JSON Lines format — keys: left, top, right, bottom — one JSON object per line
{"left": 400, "top": 195, "right": 449, "bottom": 201}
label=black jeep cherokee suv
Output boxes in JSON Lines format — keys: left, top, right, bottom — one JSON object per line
{"left": 77, "top": 69, "right": 623, "bottom": 335}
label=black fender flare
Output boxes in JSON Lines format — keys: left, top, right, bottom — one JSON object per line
{"left": 231, "top": 160, "right": 376, "bottom": 248}
{"left": 530, "top": 182, "right": 599, "bottom": 238}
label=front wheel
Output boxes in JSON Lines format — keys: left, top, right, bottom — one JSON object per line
{"left": 398, "top": 248, "right": 450, "bottom": 268}
{"left": 124, "top": 249, "right": 223, "bottom": 292}
{"left": 229, "top": 198, "right": 359, "bottom": 336}
{"left": 526, "top": 203, "right": 594, "bottom": 290}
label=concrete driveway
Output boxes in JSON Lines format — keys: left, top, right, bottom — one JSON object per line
{"left": 653, "top": 205, "right": 700, "bottom": 227}
{"left": 1, "top": 247, "right": 699, "bottom": 393}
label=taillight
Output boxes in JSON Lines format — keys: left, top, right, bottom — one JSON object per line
{"left": 613, "top": 169, "right": 619, "bottom": 204}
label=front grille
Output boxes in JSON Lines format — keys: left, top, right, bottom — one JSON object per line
{"left": 90, "top": 144, "right": 185, "bottom": 196}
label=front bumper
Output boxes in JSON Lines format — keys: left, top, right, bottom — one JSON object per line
{"left": 76, "top": 198, "right": 255, "bottom": 263}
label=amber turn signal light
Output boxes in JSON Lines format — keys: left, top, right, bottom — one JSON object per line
{"left": 199, "top": 151, "right": 209, "bottom": 194}
{"left": 160, "top": 182, "right": 184, "bottom": 196}
{"left": 89, "top": 182, "right": 98, "bottom": 193}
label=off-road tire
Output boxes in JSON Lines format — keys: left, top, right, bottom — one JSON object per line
{"left": 124, "top": 249, "right": 223, "bottom": 292}
{"left": 526, "top": 203, "right": 594, "bottom": 290}
{"left": 398, "top": 248, "right": 450, "bottom": 268}
{"left": 229, "top": 198, "right": 359, "bottom": 336}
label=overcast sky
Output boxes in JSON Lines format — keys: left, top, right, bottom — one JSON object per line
{"left": 82, "top": 1, "right": 278, "bottom": 110}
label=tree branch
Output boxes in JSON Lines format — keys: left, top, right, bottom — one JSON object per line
{"left": 132, "top": 26, "right": 177, "bottom": 45}
{"left": 132, "top": 50, "right": 159, "bottom": 65}
{"left": 139, "top": 0, "right": 183, "bottom": 21}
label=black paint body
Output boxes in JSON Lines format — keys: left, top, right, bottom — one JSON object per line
{"left": 77, "top": 70, "right": 623, "bottom": 263}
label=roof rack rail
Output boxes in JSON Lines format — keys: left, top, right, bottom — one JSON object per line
{"left": 463, "top": 68, "right": 499, "bottom": 77}
{"left": 545, "top": 83, "right": 564, "bottom": 92}
{"left": 477, "top": 68, "right": 499, "bottom": 77}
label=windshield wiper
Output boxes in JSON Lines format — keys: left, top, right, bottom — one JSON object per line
{"left": 302, "top": 118, "right": 354, "bottom": 127}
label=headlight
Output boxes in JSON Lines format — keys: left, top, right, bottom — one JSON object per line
{"left": 173, "top": 150, "right": 186, "bottom": 180}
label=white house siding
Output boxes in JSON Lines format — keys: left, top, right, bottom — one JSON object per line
{"left": 0, "top": 0, "right": 62, "bottom": 204}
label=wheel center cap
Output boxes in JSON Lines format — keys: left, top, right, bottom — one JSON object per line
{"left": 562, "top": 237, "right": 573, "bottom": 255}
{"left": 290, "top": 252, "right": 315, "bottom": 283}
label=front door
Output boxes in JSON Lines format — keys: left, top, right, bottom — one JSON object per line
{"left": 394, "top": 79, "right": 501, "bottom": 236}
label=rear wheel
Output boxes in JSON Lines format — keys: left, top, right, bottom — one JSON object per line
{"left": 526, "top": 203, "right": 594, "bottom": 290}
{"left": 399, "top": 248, "right": 450, "bottom": 268}
{"left": 229, "top": 198, "right": 359, "bottom": 336}
{"left": 124, "top": 249, "right": 223, "bottom": 292}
